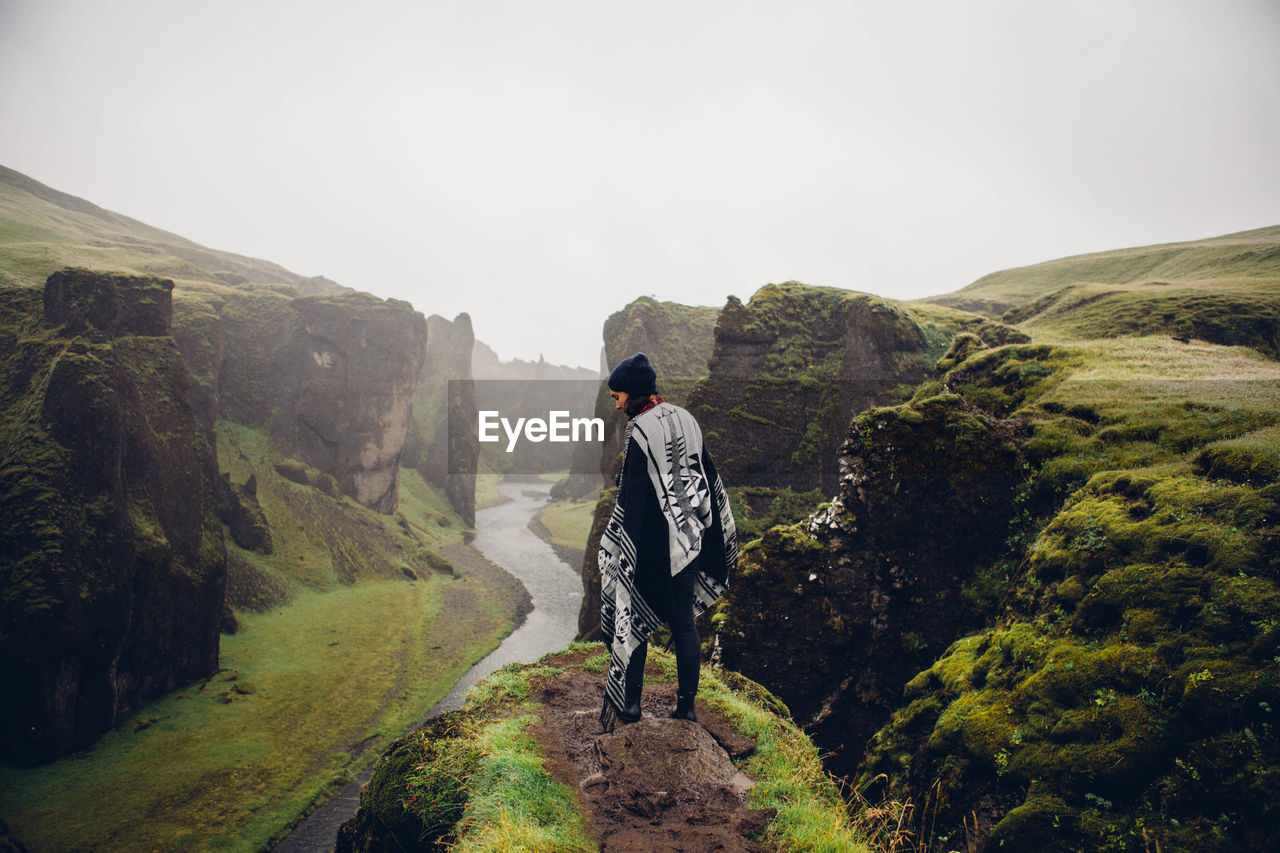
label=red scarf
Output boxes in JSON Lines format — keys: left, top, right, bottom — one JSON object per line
{"left": 634, "top": 395, "right": 665, "bottom": 417}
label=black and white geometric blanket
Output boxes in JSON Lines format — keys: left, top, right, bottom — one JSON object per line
{"left": 599, "top": 401, "right": 738, "bottom": 715}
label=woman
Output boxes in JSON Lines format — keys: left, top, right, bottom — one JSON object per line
{"left": 598, "top": 352, "right": 737, "bottom": 730}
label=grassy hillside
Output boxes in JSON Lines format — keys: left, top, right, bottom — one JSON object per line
{"left": 919, "top": 226, "right": 1280, "bottom": 359}
{"left": 857, "top": 335, "right": 1280, "bottom": 850}
{"left": 0, "top": 165, "right": 344, "bottom": 293}
{"left": 925, "top": 225, "right": 1280, "bottom": 317}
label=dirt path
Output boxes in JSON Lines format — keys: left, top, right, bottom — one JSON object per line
{"left": 531, "top": 664, "right": 775, "bottom": 852}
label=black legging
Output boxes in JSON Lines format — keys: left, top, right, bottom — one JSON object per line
{"left": 625, "top": 561, "right": 700, "bottom": 698}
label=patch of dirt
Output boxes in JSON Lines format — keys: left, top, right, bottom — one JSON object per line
{"left": 531, "top": 668, "right": 776, "bottom": 852}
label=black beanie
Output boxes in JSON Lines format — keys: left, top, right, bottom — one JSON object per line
{"left": 608, "top": 352, "right": 658, "bottom": 397}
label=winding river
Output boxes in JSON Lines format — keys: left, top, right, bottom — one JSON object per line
{"left": 274, "top": 478, "right": 584, "bottom": 851}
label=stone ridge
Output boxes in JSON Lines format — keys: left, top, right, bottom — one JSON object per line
{"left": 688, "top": 282, "right": 1016, "bottom": 493}
{"left": 715, "top": 390, "right": 1028, "bottom": 781}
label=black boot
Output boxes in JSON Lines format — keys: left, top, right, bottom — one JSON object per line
{"left": 671, "top": 691, "right": 697, "bottom": 722}
{"left": 618, "top": 676, "right": 643, "bottom": 724}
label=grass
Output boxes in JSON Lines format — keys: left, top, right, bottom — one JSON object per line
{"left": 450, "top": 715, "right": 595, "bottom": 852}
{"left": 0, "top": 580, "right": 511, "bottom": 851}
{"left": 922, "top": 224, "right": 1280, "bottom": 317}
{"left": 0, "top": 167, "right": 312, "bottom": 292}
{"left": 218, "top": 420, "right": 469, "bottom": 588}
{"left": 849, "top": 331, "right": 1280, "bottom": 850}
{"left": 0, "top": 424, "right": 523, "bottom": 852}
{"left": 475, "top": 469, "right": 508, "bottom": 510}
{"left": 533, "top": 494, "right": 597, "bottom": 552}
{"left": 698, "top": 673, "right": 876, "bottom": 852}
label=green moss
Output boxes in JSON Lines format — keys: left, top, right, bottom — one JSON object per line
{"left": 1195, "top": 425, "right": 1280, "bottom": 485}
{"left": 848, "top": 318, "right": 1280, "bottom": 850}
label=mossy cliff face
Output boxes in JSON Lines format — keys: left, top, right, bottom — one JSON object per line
{"left": 715, "top": 387, "right": 1028, "bottom": 780}
{"left": 854, "top": 364, "right": 1280, "bottom": 852}
{"left": 398, "top": 313, "right": 476, "bottom": 525}
{"left": 722, "top": 335, "right": 1280, "bottom": 851}
{"left": 0, "top": 269, "right": 226, "bottom": 764}
{"left": 172, "top": 286, "right": 427, "bottom": 513}
{"left": 688, "top": 282, "right": 1026, "bottom": 495}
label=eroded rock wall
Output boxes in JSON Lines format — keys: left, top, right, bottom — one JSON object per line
{"left": 401, "top": 312, "right": 477, "bottom": 526}
{"left": 715, "top": 392, "right": 1027, "bottom": 779}
{"left": 172, "top": 287, "right": 427, "bottom": 514}
{"left": 0, "top": 270, "right": 226, "bottom": 764}
{"left": 688, "top": 283, "right": 1020, "bottom": 494}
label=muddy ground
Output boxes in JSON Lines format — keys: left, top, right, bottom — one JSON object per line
{"left": 531, "top": 665, "right": 776, "bottom": 852}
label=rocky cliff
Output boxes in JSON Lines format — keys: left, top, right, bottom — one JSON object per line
{"left": 172, "top": 286, "right": 427, "bottom": 514}
{"left": 401, "top": 313, "right": 477, "bottom": 526}
{"left": 716, "top": 334, "right": 1280, "bottom": 851}
{"left": 689, "top": 282, "right": 1026, "bottom": 495}
{"left": 577, "top": 285, "right": 1023, "bottom": 641}
{"left": 715, "top": 345, "right": 1033, "bottom": 780}
{"left": 0, "top": 269, "right": 226, "bottom": 764}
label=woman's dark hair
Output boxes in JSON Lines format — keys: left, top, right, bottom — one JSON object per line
{"left": 625, "top": 393, "right": 656, "bottom": 419}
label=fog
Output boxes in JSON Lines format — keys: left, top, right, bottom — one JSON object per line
{"left": 2, "top": 0, "right": 1278, "bottom": 368}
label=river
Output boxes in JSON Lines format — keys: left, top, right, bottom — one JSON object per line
{"left": 273, "top": 477, "right": 584, "bottom": 851}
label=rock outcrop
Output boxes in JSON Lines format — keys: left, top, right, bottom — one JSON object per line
{"left": 577, "top": 284, "right": 1023, "bottom": 641}
{"left": 335, "top": 645, "right": 859, "bottom": 853}
{"left": 401, "top": 313, "right": 477, "bottom": 526}
{"left": 715, "top": 389, "right": 1028, "bottom": 779}
{"left": 689, "top": 282, "right": 1025, "bottom": 494}
{"left": 172, "top": 286, "right": 427, "bottom": 514}
{"left": 717, "top": 338, "right": 1280, "bottom": 851}
{"left": 0, "top": 269, "right": 226, "bottom": 764}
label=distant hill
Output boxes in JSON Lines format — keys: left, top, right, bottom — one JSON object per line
{"left": 472, "top": 340, "right": 598, "bottom": 380}
{"left": 921, "top": 225, "right": 1280, "bottom": 356}
{"left": 0, "top": 165, "right": 348, "bottom": 294}
{"left": 926, "top": 225, "right": 1280, "bottom": 316}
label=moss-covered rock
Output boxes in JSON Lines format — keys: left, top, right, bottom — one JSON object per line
{"left": 689, "top": 283, "right": 1024, "bottom": 494}
{"left": 715, "top": 388, "right": 1028, "bottom": 780}
{"left": 716, "top": 328, "right": 1280, "bottom": 849}
{"left": 847, "top": 346, "right": 1280, "bottom": 851}
{"left": 334, "top": 710, "right": 480, "bottom": 852}
{"left": 0, "top": 270, "right": 226, "bottom": 764}
{"left": 221, "top": 473, "right": 272, "bottom": 553}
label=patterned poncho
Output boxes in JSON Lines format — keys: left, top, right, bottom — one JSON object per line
{"left": 599, "top": 401, "right": 738, "bottom": 717}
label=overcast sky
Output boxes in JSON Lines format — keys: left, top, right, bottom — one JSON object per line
{"left": 2, "top": 1, "right": 1278, "bottom": 369}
